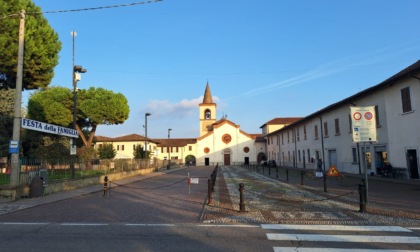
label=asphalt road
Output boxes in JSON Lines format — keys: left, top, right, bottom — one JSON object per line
{"left": 0, "top": 166, "right": 213, "bottom": 223}
{"left": 1, "top": 165, "right": 420, "bottom": 251}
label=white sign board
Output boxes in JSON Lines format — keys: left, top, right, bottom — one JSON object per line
{"left": 350, "top": 106, "right": 377, "bottom": 142}
{"left": 190, "top": 178, "right": 199, "bottom": 184}
{"left": 21, "top": 118, "right": 79, "bottom": 138}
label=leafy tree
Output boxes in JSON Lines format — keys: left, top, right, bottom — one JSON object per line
{"left": 27, "top": 86, "right": 130, "bottom": 149}
{"left": 77, "top": 146, "right": 98, "bottom": 163}
{"left": 185, "top": 154, "right": 196, "bottom": 164}
{"left": 98, "top": 143, "right": 116, "bottom": 159}
{"left": 30, "top": 135, "right": 72, "bottom": 161}
{"left": 0, "top": 0, "right": 61, "bottom": 90}
{"left": 133, "top": 144, "right": 145, "bottom": 159}
{"left": 0, "top": 89, "right": 15, "bottom": 156}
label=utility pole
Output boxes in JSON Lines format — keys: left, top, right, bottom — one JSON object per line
{"left": 10, "top": 10, "right": 26, "bottom": 189}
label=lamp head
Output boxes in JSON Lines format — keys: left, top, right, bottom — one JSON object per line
{"left": 74, "top": 65, "right": 87, "bottom": 73}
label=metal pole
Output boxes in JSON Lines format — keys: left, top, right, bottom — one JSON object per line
{"left": 167, "top": 128, "right": 171, "bottom": 169}
{"left": 363, "top": 142, "right": 369, "bottom": 204}
{"left": 10, "top": 10, "right": 25, "bottom": 188}
{"left": 71, "top": 31, "right": 77, "bottom": 179}
{"left": 145, "top": 113, "right": 150, "bottom": 159}
{"left": 320, "top": 117, "right": 326, "bottom": 172}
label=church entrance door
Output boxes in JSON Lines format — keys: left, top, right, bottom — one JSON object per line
{"left": 224, "top": 154, "right": 231, "bottom": 166}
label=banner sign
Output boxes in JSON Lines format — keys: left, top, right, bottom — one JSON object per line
{"left": 21, "top": 118, "right": 79, "bottom": 138}
{"left": 350, "top": 106, "right": 377, "bottom": 142}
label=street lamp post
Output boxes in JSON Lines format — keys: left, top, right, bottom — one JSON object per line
{"left": 167, "top": 128, "right": 172, "bottom": 170}
{"left": 145, "top": 113, "right": 151, "bottom": 159}
{"left": 71, "top": 31, "right": 86, "bottom": 178}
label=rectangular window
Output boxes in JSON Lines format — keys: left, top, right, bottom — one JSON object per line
{"left": 307, "top": 149, "right": 311, "bottom": 163}
{"left": 303, "top": 125, "right": 307, "bottom": 140}
{"left": 324, "top": 122, "right": 328, "bottom": 137}
{"left": 298, "top": 150, "right": 301, "bottom": 162}
{"left": 288, "top": 151, "right": 290, "bottom": 161}
{"left": 375, "top": 105, "right": 380, "bottom": 127}
{"left": 117, "top": 145, "right": 120, "bottom": 151}
{"left": 287, "top": 132, "right": 290, "bottom": 143}
{"left": 167, "top": 147, "right": 170, "bottom": 153}
{"left": 189, "top": 146, "right": 192, "bottom": 151}
{"left": 281, "top": 134, "right": 284, "bottom": 145}
{"left": 133, "top": 144, "right": 136, "bottom": 150}
{"left": 296, "top": 128, "right": 300, "bottom": 141}
{"left": 348, "top": 114, "right": 352, "bottom": 133}
{"left": 176, "top": 147, "right": 179, "bottom": 153}
{"left": 122, "top": 145, "right": 124, "bottom": 151}
{"left": 335, "top": 118, "right": 340, "bottom": 135}
{"left": 314, "top": 125, "right": 319, "bottom": 139}
{"left": 401, "top": 87, "right": 412, "bottom": 113}
{"left": 352, "top": 147, "right": 358, "bottom": 163}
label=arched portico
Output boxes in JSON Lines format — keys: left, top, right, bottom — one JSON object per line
{"left": 257, "top": 152, "right": 266, "bottom": 164}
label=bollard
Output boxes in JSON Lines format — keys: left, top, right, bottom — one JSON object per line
{"left": 300, "top": 171, "right": 304, "bottom": 185}
{"left": 103, "top": 176, "right": 108, "bottom": 196}
{"left": 208, "top": 179, "right": 212, "bottom": 204}
{"left": 286, "top": 169, "right": 289, "bottom": 181}
{"left": 358, "top": 179, "right": 367, "bottom": 212}
{"left": 276, "top": 167, "right": 279, "bottom": 178}
{"left": 239, "top": 183, "right": 246, "bottom": 212}
{"left": 323, "top": 172, "right": 327, "bottom": 192}
{"left": 211, "top": 172, "right": 216, "bottom": 192}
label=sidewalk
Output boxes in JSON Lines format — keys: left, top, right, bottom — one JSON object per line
{"left": 0, "top": 168, "right": 185, "bottom": 216}
{"left": 201, "top": 165, "right": 420, "bottom": 226}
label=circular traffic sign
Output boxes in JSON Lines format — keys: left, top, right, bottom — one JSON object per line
{"left": 364, "top": 112, "right": 373, "bottom": 120}
{"left": 353, "top": 112, "right": 362, "bottom": 120}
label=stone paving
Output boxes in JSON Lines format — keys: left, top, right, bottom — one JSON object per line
{"left": 201, "top": 166, "right": 420, "bottom": 226}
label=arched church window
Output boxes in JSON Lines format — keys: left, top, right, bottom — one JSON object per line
{"left": 205, "top": 109, "right": 211, "bottom": 120}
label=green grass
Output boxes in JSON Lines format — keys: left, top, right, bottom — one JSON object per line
{"left": 0, "top": 173, "right": 10, "bottom": 186}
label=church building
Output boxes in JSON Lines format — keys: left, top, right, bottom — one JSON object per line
{"left": 195, "top": 83, "right": 262, "bottom": 165}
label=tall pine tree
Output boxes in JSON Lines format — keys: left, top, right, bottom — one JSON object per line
{"left": 0, "top": 0, "right": 61, "bottom": 90}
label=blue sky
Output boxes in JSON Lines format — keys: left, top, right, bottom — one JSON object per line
{"left": 29, "top": 0, "right": 420, "bottom": 138}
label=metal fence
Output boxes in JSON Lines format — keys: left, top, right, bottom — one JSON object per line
{"left": 0, "top": 158, "right": 186, "bottom": 187}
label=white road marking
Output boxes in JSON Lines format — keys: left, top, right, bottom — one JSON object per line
{"left": 60, "top": 223, "right": 109, "bottom": 226}
{"left": 267, "top": 233, "right": 420, "bottom": 243}
{"left": 261, "top": 224, "right": 412, "bottom": 232}
{"left": 273, "top": 248, "right": 415, "bottom": 252}
{"left": 198, "top": 224, "right": 259, "bottom": 228}
{"left": 125, "top": 224, "right": 176, "bottom": 227}
{"left": 0, "top": 222, "right": 49, "bottom": 225}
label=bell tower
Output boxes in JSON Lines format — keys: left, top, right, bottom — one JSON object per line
{"left": 199, "top": 83, "right": 217, "bottom": 136}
